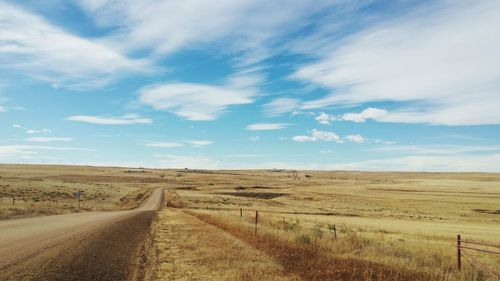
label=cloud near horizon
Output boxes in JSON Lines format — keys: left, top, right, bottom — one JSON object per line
{"left": 67, "top": 114, "right": 152, "bottom": 125}
{"left": 26, "top": 137, "right": 74, "bottom": 143}
{"left": 246, "top": 123, "right": 291, "bottom": 131}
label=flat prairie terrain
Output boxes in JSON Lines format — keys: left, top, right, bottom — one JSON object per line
{"left": 0, "top": 164, "right": 168, "bottom": 219}
{"left": 1, "top": 165, "right": 499, "bottom": 280}
{"left": 155, "top": 169, "right": 500, "bottom": 281}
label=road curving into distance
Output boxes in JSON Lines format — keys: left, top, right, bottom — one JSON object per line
{"left": 0, "top": 188, "right": 164, "bottom": 281}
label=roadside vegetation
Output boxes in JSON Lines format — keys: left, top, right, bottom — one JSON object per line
{"left": 0, "top": 164, "right": 164, "bottom": 219}
{"left": 152, "top": 169, "right": 499, "bottom": 281}
{"left": 188, "top": 210, "right": 489, "bottom": 281}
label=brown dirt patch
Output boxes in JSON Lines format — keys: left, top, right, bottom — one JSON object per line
{"left": 220, "top": 192, "right": 287, "bottom": 199}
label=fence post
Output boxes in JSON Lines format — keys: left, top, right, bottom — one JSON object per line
{"left": 240, "top": 208, "right": 243, "bottom": 218}
{"left": 12, "top": 197, "right": 15, "bottom": 205}
{"left": 457, "top": 234, "right": 461, "bottom": 271}
{"left": 333, "top": 224, "right": 337, "bottom": 239}
{"left": 255, "top": 211, "right": 259, "bottom": 235}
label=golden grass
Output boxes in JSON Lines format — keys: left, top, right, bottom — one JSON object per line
{"left": 188, "top": 210, "right": 497, "bottom": 281}
{"left": 161, "top": 170, "right": 500, "bottom": 280}
{"left": 189, "top": 211, "right": 433, "bottom": 281}
{"left": 0, "top": 164, "right": 167, "bottom": 219}
{"left": 2, "top": 165, "right": 498, "bottom": 279}
{"left": 143, "top": 208, "right": 295, "bottom": 281}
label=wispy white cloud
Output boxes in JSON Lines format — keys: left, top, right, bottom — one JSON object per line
{"left": 246, "top": 123, "right": 291, "bottom": 131}
{"left": 325, "top": 154, "right": 500, "bottom": 172}
{"left": 67, "top": 114, "right": 152, "bottom": 125}
{"left": 370, "top": 145, "right": 500, "bottom": 155}
{"left": 314, "top": 108, "right": 389, "bottom": 125}
{"left": 263, "top": 98, "right": 301, "bottom": 116}
{"left": 373, "top": 139, "right": 397, "bottom": 145}
{"left": 249, "top": 136, "right": 260, "bottom": 142}
{"left": 76, "top": 0, "right": 338, "bottom": 65}
{"left": 155, "top": 154, "right": 220, "bottom": 169}
{"left": 292, "top": 0, "right": 500, "bottom": 125}
{"left": 0, "top": 145, "right": 95, "bottom": 156}
{"left": 345, "top": 134, "right": 365, "bottom": 143}
{"left": 315, "top": 112, "right": 336, "bottom": 125}
{"left": 139, "top": 71, "right": 260, "bottom": 121}
{"left": 341, "top": 108, "right": 388, "bottom": 123}
{"left": 226, "top": 154, "right": 263, "bottom": 158}
{"left": 13, "top": 125, "right": 52, "bottom": 134}
{"left": 26, "top": 129, "right": 52, "bottom": 134}
{"left": 26, "top": 137, "right": 74, "bottom": 143}
{"left": 293, "top": 130, "right": 371, "bottom": 144}
{"left": 293, "top": 129, "right": 342, "bottom": 143}
{"left": 0, "top": 2, "right": 153, "bottom": 89}
{"left": 139, "top": 83, "right": 253, "bottom": 121}
{"left": 0, "top": 106, "right": 5, "bottom": 112}
{"left": 145, "top": 142, "right": 183, "bottom": 148}
{"left": 186, "top": 140, "right": 213, "bottom": 147}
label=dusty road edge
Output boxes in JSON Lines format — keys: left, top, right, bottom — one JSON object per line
{"left": 2, "top": 188, "right": 164, "bottom": 281}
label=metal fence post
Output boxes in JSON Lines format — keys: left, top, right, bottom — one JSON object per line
{"left": 255, "top": 211, "right": 259, "bottom": 235}
{"left": 457, "top": 234, "right": 461, "bottom": 271}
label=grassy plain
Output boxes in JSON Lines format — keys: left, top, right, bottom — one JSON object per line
{"left": 0, "top": 164, "right": 166, "bottom": 219}
{"left": 158, "top": 169, "right": 500, "bottom": 281}
{"left": 1, "top": 165, "right": 498, "bottom": 280}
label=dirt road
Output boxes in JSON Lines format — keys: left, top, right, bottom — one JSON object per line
{"left": 0, "top": 188, "right": 164, "bottom": 281}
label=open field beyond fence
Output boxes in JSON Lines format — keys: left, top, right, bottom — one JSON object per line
{"left": 161, "top": 169, "right": 500, "bottom": 281}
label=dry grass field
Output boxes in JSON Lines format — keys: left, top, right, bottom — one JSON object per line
{"left": 0, "top": 164, "right": 167, "bottom": 220}
{"left": 1, "top": 165, "right": 499, "bottom": 280}
{"left": 153, "top": 169, "right": 500, "bottom": 281}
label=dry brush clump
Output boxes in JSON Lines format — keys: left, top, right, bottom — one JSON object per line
{"left": 188, "top": 211, "right": 490, "bottom": 281}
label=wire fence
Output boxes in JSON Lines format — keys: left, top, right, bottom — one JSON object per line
{"left": 457, "top": 234, "right": 499, "bottom": 281}
{"left": 175, "top": 205, "right": 500, "bottom": 279}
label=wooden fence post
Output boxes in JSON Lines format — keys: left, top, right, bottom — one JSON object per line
{"left": 240, "top": 208, "right": 243, "bottom": 218}
{"left": 255, "top": 211, "right": 259, "bottom": 235}
{"left": 12, "top": 197, "right": 15, "bottom": 205}
{"left": 457, "top": 234, "right": 461, "bottom": 271}
{"left": 333, "top": 224, "right": 337, "bottom": 239}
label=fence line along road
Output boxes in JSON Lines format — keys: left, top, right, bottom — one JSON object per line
{"left": 457, "top": 234, "right": 500, "bottom": 281}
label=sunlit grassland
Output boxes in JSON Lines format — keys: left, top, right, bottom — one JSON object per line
{"left": 164, "top": 170, "right": 500, "bottom": 280}
{"left": 0, "top": 164, "right": 166, "bottom": 219}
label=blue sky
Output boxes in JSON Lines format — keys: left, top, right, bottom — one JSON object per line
{"left": 1, "top": 0, "right": 500, "bottom": 171}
